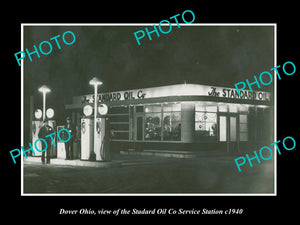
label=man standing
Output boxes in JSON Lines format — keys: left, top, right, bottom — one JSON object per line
{"left": 38, "top": 119, "right": 54, "bottom": 164}
{"left": 64, "top": 116, "right": 76, "bottom": 160}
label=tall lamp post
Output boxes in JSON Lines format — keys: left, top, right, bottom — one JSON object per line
{"left": 89, "top": 77, "right": 103, "bottom": 158}
{"left": 38, "top": 85, "right": 51, "bottom": 121}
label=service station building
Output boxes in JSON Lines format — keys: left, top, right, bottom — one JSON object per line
{"left": 63, "top": 83, "right": 273, "bottom": 154}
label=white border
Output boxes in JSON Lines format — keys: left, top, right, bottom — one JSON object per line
{"left": 21, "top": 23, "right": 277, "bottom": 196}
{"left": 21, "top": 24, "right": 24, "bottom": 195}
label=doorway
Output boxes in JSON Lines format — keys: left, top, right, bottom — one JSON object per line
{"left": 219, "top": 114, "right": 238, "bottom": 152}
{"left": 135, "top": 116, "right": 144, "bottom": 141}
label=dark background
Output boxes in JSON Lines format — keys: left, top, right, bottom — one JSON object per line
{"left": 24, "top": 25, "right": 274, "bottom": 123}
{"left": 23, "top": 23, "right": 275, "bottom": 146}
{"left": 4, "top": 3, "right": 298, "bottom": 222}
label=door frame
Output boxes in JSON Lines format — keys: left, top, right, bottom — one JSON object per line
{"left": 135, "top": 114, "right": 144, "bottom": 141}
{"left": 218, "top": 113, "right": 239, "bottom": 152}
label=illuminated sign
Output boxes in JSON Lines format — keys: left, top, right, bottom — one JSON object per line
{"left": 207, "top": 87, "right": 270, "bottom": 101}
{"left": 75, "top": 84, "right": 271, "bottom": 104}
{"left": 81, "top": 89, "right": 146, "bottom": 104}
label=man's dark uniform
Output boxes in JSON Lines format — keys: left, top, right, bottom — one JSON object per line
{"left": 38, "top": 121, "right": 54, "bottom": 164}
{"left": 64, "top": 117, "right": 76, "bottom": 160}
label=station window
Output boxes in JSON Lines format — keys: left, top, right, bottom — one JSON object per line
{"left": 229, "top": 104, "right": 238, "bottom": 113}
{"left": 136, "top": 105, "right": 144, "bottom": 113}
{"left": 162, "top": 103, "right": 181, "bottom": 141}
{"left": 218, "top": 104, "right": 227, "bottom": 112}
{"left": 109, "top": 106, "right": 129, "bottom": 114}
{"left": 195, "top": 104, "right": 217, "bottom": 141}
{"left": 239, "top": 114, "right": 248, "bottom": 141}
{"left": 239, "top": 104, "right": 249, "bottom": 114}
{"left": 144, "top": 103, "right": 181, "bottom": 141}
{"left": 109, "top": 114, "right": 129, "bottom": 123}
{"left": 109, "top": 106, "right": 129, "bottom": 140}
{"left": 144, "top": 104, "right": 162, "bottom": 140}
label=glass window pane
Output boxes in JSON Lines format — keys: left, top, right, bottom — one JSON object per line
{"left": 163, "top": 112, "right": 181, "bottom": 141}
{"left": 219, "top": 116, "right": 227, "bottom": 141}
{"left": 239, "top": 114, "right": 247, "bottom": 123}
{"left": 195, "top": 112, "right": 216, "bottom": 123}
{"left": 230, "top": 117, "right": 237, "bottom": 141}
{"left": 239, "top": 105, "right": 249, "bottom": 113}
{"left": 195, "top": 104, "right": 206, "bottom": 111}
{"left": 109, "top": 115, "right": 129, "bottom": 122}
{"left": 171, "top": 112, "right": 181, "bottom": 121}
{"left": 240, "top": 132, "right": 248, "bottom": 141}
{"left": 195, "top": 104, "right": 217, "bottom": 112}
{"left": 163, "top": 105, "right": 172, "bottom": 112}
{"left": 206, "top": 106, "right": 217, "bottom": 112}
{"left": 109, "top": 106, "right": 129, "bottom": 114}
{"left": 240, "top": 123, "right": 248, "bottom": 132}
{"left": 195, "top": 122, "right": 217, "bottom": 135}
{"left": 229, "top": 104, "right": 238, "bottom": 113}
{"left": 195, "top": 112, "right": 202, "bottom": 121}
{"left": 163, "top": 121, "right": 181, "bottom": 141}
{"left": 218, "top": 104, "right": 227, "bottom": 112}
{"left": 136, "top": 105, "right": 144, "bottom": 113}
{"left": 195, "top": 112, "right": 217, "bottom": 139}
{"left": 163, "top": 103, "right": 181, "bottom": 111}
{"left": 164, "top": 112, "right": 180, "bottom": 123}
{"left": 145, "top": 105, "right": 161, "bottom": 113}
{"left": 172, "top": 103, "right": 181, "bottom": 111}
{"left": 145, "top": 113, "right": 161, "bottom": 140}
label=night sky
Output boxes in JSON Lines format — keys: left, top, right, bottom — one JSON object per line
{"left": 24, "top": 25, "right": 274, "bottom": 125}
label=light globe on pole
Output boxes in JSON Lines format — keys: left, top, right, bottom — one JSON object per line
{"left": 38, "top": 85, "right": 51, "bottom": 121}
{"left": 89, "top": 77, "right": 103, "bottom": 86}
{"left": 89, "top": 77, "right": 103, "bottom": 160}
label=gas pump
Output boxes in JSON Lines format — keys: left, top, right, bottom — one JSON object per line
{"left": 94, "top": 104, "right": 111, "bottom": 161}
{"left": 32, "top": 109, "right": 43, "bottom": 157}
{"left": 81, "top": 105, "right": 94, "bottom": 160}
{"left": 94, "top": 117, "right": 105, "bottom": 161}
{"left": 57, "top": 125, "right": 66, "bottom": 159}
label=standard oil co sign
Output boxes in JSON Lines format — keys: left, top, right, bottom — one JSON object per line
{"left": 77, "top": 84, "right": 271, "bottom": 104}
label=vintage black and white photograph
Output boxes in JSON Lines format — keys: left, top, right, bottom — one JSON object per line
{"left": 22, "top": 24, "right": 275, "bottom": 195}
